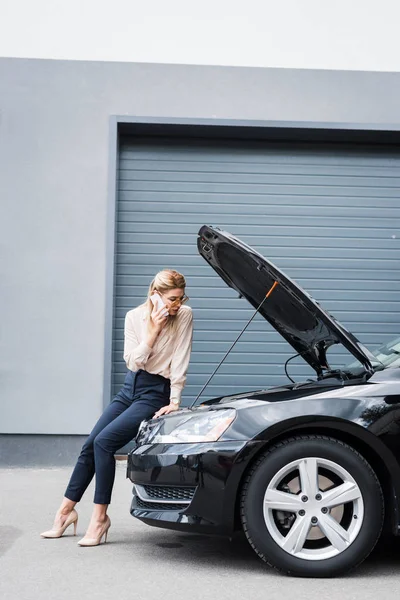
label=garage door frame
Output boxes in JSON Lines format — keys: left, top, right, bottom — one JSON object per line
{"left": 103, "top": 115, "right": 400, "bottom": 408}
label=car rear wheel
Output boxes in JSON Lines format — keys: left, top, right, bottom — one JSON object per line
{"left": 240, "top": 435, "right": 384, "bottom": 577}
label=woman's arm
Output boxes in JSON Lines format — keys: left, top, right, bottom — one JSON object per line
{"left": 169, "top": 308, "right": 194, "bottom": 404}
{"left": 154, "top": 308, "right": 193, "bottom": 417}
{"left": 124, "top": 307, "right": 169, "bottom": 371}
{"left": 123, "top": 311, "right": 152, "bottom": 371}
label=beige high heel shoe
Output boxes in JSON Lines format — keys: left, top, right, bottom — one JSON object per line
{"left": 40, "top": 509, "right": 78, "bottom": 538}
{"left": 77, "top": 516, "right": 111, "bottom": 547}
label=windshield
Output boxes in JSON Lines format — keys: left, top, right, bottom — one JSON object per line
{"left": 342, "top": 336, "right": 400, "bottom": 375}
{"left": 370, "top": 336, "right": 400, "bottom": 368}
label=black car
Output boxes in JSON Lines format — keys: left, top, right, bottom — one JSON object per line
{"left": 127, "top": 225, "right": 400, "bottom": 578}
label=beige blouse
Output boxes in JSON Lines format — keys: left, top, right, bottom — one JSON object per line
{"left": 123, "top": 304, "right": 193, "bottom": 405}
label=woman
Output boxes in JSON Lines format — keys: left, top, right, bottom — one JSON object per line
{"left": 40, "top": 269, "right": 193, "bottom": 546}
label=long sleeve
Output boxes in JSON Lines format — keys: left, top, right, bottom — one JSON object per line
{"left": 123, "top": 311, "right": 152, "bottom": 371}
{"left": 169, "top": 308, "right": 194, "bottom": 404}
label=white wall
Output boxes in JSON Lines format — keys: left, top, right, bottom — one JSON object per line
{"left": 1, "top": 0, "right": 400, "bottom": 72}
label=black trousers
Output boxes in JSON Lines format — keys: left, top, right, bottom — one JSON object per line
{"left": 65, "top": 370, "right": 170, "bottom": 505}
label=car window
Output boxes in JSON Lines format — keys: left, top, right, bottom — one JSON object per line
{"left": 344, "top": 336, "right": 400, "bottom": 372}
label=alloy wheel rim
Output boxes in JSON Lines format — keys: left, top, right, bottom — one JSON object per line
{"left": 262, "top": 457, "right": 364, "bottom": 561}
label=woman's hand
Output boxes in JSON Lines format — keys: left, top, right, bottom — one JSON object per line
{"left": 149, "top": 306, "right": 169, "bottom": 334}
{"left": 145, "top": 306, "right": 169, "bottom": 350}
{"left": 153, "top": 403, "right": 179, "bottom": 418}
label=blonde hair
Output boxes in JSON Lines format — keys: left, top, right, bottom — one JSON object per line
{"left": 144, "top": 269, "right": 187, "bottom": 328}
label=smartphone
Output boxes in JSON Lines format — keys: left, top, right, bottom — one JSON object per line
{"left": 150, "top": 293, "right": 169, "bottom": 317}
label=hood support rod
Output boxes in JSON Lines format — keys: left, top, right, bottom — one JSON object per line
{"left": 189, "top": 281, "right": 279, "bottom": 408}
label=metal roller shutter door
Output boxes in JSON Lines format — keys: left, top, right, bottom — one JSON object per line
{"left": 113, "top": 136, "right": 400, "bottom": 404}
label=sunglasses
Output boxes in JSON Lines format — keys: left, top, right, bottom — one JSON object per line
{"left": 161, "top": 294, "right": 189, "bottom": 307}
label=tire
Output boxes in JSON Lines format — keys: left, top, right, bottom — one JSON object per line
{"left": 240, "top": 435, "right": 384, "bottom": 577}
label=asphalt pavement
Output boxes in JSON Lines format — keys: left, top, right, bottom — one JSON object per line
{"left": 1, "top": 464, "right": 400, "bottom": 600}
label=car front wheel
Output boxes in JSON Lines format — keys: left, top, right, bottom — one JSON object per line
{"left": 240, "top": 435, "right": 384, "bottom": 577}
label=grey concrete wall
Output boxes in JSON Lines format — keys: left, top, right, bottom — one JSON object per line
{"left": 0, "top": 434, "right": 134, "bottom": 466}
{"left": 1, "top": 57, "right": 400, "bottom": 436}
{"left": 0, "top": 435, "right": 87, "bottom": 466}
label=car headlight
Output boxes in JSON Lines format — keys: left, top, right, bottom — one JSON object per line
{"left": 149, "top": 409, "right": 236, "bottom": 444}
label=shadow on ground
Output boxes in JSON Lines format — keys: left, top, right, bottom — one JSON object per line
{"left": 355, "top": 535, "right": 400, "bottom": 577}
{"left": 118, "top": 529, "right": 269, "bottom": 574}
{"left": 117, "top": 528, "right": 400, "bottom": 578}
{"left": 0, "top": 526, "right": 23, "bottom": 558}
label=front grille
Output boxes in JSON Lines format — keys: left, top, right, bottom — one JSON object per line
{"left": 135, "top": 497, "right": 188, "bottom": 511}
{"left": 143, "top": 485, "right": 196, "bottom": 502}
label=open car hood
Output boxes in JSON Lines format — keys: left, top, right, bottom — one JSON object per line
{"left": 197, "top": 225, "right": 376, "bottom": 376}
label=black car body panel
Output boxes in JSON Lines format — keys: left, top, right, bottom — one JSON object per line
{"left": 128, "top": 440, "right": 263, "bottom": 534}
